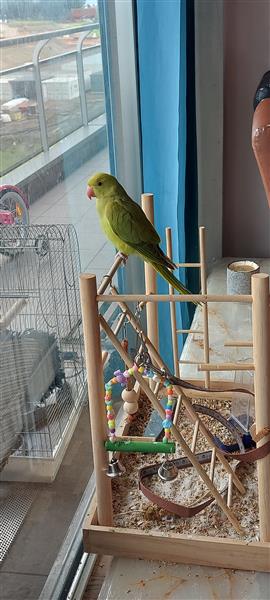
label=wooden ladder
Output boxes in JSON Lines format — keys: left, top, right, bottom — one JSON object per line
{"left": 99, "top": 296, "right": 246, "bottom": 535}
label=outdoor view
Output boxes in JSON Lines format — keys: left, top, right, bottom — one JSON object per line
{"left": 0, "top": 2, "right": 114, "bottom": 599}
{"left": 0, "top": 0, "right": 104, "bottom": 173}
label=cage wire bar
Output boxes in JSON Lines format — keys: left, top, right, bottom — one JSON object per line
{"left": 0, "top": 224, "right": 85, "bottom": 467}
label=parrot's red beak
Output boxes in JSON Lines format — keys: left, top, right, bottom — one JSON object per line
{"left": 87, "top": 185, "right": 95, "bottom": 199}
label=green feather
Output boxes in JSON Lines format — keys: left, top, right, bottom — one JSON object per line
{"left": 151, "top": 261, "right": 191, "bottom": 296}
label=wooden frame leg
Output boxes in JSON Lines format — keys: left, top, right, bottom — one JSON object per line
{"left": 80, "top": 274, "right": 113, "bottom": 526}
{"left": 252, "top": 273, "right": 270, "bottom": 542}
{"left": 141, "top": 194, "right": 159, "bottom": 380}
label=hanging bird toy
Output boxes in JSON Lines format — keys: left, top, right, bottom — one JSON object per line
{"left": 104, "top": 364, "right": 175, "bottom": 454}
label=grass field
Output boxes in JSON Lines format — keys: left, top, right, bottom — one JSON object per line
{"left": 0, "top": 142, "right": 42, "bottom": 175}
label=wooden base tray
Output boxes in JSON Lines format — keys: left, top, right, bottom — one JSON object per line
{"left": 84, "top": 497, "right": 270, "bottom": 573}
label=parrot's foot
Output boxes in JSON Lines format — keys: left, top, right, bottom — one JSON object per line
{"left": 116, "top": 251, "right": 129, "bottom": 264}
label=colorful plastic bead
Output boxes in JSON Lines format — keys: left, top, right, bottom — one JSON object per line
{"left": 104, "top": 363, "right": 173, "bottom": 448}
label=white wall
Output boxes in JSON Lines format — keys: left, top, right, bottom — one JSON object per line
{"left": 195, "top": 0, "right": 224, "bottom": 265}
{"left": 223, "top": 0, "right": 270, "bottom": 257}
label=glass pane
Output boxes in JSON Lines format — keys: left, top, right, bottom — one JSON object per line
{"left": 40, "top": 48, "right": 83, "bottom": 147}
{"left": 0, "top": 67, "right": 43, "bottom": 175}
{"left": 0, "top": 3, "right": 115, "bottom": 599}
{"left": 81, "top": 31, "right": 106, "bottom": 123}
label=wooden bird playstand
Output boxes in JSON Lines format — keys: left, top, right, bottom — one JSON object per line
{"left": 79, "top": 212, "right": 270, "bottom": 572}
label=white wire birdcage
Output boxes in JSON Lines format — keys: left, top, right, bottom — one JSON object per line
{"left": 0, "top": 224, "right": 85, "bottom": 468}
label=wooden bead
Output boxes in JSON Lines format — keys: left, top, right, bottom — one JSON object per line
{"left": 123, "top": 401, "right": 138, "bottom": 415}
{"left": 121, "top": 388, "right": 138, "bottom": 403}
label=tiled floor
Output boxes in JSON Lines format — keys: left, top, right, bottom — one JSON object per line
{"left": 30, "top": 147, "right": 114, "bottom": 279}
{"left": 0, "top": 148, "right": 114, "bottom": 600}
{"left": 0, "top": 406, "right": 93, "bottom": 600}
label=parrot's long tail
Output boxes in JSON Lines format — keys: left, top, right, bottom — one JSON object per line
{"left": 151, "top": 262, "right": 200, "bottom": 306}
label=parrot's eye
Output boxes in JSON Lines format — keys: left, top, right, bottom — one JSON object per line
{"left": 98, "top": 182, "right": 102, "bottom": 186}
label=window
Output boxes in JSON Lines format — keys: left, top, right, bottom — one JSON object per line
{"left": 0, "top": 2, "right": 135, "bottom": 597}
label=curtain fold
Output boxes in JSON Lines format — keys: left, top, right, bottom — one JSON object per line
{"left": 135, "top": 0, "right": 198, "bottom": 368}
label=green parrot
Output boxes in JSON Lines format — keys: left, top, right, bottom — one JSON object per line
{"left": 87, "top": 172, "right": 195, "bottom": 299}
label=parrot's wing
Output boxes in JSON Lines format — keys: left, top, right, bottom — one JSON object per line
{"left": 105, "top": 197, "right": 161, "bottom": 245}
{"left": 105, "top": 197, "right": 175, "bottom": 270}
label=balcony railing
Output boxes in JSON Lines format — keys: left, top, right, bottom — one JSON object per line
{"left": 0, "top": 23, "right": 105, "bottom": 176}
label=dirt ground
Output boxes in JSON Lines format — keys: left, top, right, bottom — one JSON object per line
{"left": 0, "top": 20, "right": 99, "bottom": 71}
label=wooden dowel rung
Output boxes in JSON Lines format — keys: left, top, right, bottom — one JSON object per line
{"left": 224, "top": 341, "right": 253, "bottom": 347}
{"left": 102, "top": 351, "right": 109, "bottom": 366}
{"left": 97, "top": 255, "right": 125, "bottom": 295}
{"left": 183, "top": 390, "right": 236, "bottom": 400}
{"left": 179, "top": 359, "right": 203, "bottom": 365}
{"left": 198, "top": 363, "right": 254, "bottom": 372}
{"left": 154, "top": 381, "right": 160, "bottom": 395}
{"left": 111, "top": 413, "right": 131, "bottom": 461}
{"left": 210, "top": 447, "right": 216, "bottom": 482}
{"left": 173, "top": 395, "right": 182, "bottom": 425}
{"left": 142, "top": 194, "right": 159, "bottom": 391}
{"left": 191, "top": 419, "right": 200, "bottom": 453}
{"left": 166, "top": 227, "right": 179, "bottom": 377}
{"left": 175, "top": 263, "right": 202, "bottom": 267}
{"left": 176, "top": 329, "right": 204, "bottom": 334}
{"left": 96, "top": 293, "right": 253, "bottom": 304}
{"left": 227, "top": 474, "right": 233, "bottom": 507}
{"left": 199, "top": 226, "right": 210, "bottom": 388}
{"left": 113, "top": 312, "right": 127, "bottom": 336}
{"left": 200, "top": 448, "right": 217, "bottom": 501}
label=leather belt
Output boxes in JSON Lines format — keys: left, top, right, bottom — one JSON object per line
{"left": 139, "top": 451, "right": 235, "bottom": 518}
{"left": 222, "top": 439, "right": 270, "bottom": 463}
{"left": 138, "top": 407, "right": 270, "bottom": 517}
{"left": 134, "top": 359, "right": 269, "bottom": 517}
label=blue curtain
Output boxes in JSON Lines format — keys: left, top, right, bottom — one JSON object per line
{"left": 135, "top": 0, "right": 198, "bottom": 368}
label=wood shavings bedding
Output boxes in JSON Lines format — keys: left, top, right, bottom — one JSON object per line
{"left": 112, "top": 390, "right": 259, "bottom": 541}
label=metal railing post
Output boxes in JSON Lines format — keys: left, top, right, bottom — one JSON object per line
{"left": 76, "top": 31, "right": 90, "bottom": 127}
{"left": 33, "top": 39, "right": 50, "bottom": 153}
